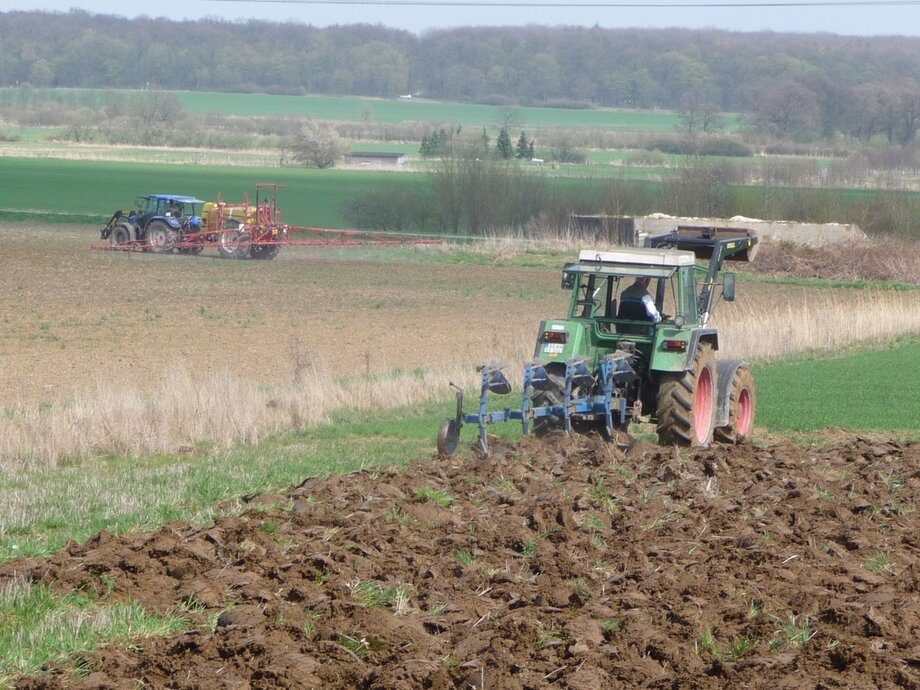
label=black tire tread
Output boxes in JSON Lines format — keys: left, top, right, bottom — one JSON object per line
{"left": 656, "top": 344, "right": 716, "bottom": 447}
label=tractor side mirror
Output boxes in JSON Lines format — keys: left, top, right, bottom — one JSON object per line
{"left": 561, "top": 271, "right": 576, "bottom": 290}
{"left": 722, "top": 272, "right": 736, "bottom": 302}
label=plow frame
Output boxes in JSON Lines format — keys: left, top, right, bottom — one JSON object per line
{"left": 440, "top": 355, "right": 636, "bottom": 456}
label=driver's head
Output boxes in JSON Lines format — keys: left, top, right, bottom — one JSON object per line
{"left": 635, "top": 276, "right": 651, "bottom": 289}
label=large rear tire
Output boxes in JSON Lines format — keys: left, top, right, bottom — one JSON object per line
{"left": 714, "top": 365, "right": 756, "bottom": 444}
{"left": 656, "top": 344, "right": 716, "bottom": 448}
{"left": 146, "top": 220, "right": 176, "bottom": 254}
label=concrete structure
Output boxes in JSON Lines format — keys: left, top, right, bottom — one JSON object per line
{"left": 345, "top": 152, "right": 406, "bottom": 168}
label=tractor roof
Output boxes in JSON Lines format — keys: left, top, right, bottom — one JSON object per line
{"left": 147, "top": 194, "right": 206, "bottom": 204}
{"left": 577, "top": 247, "right": 696, "bottom": 268}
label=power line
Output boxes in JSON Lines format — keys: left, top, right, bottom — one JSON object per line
{"left": 207, "top": 0, "right": 920, "bottom": 6}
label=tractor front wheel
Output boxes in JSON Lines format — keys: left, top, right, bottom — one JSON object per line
{"left": 714, "top": 365, "right": 756, "bottom": 444}
{"left": 656, "top": 344, "right": 716, "bottom": 447}
{"left": 111, "top": 223, "right": 133, "bottom": 249}
{"left": 146, "top": 221, "right": 176, "bottom": 253}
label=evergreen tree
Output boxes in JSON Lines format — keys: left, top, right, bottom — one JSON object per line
{"left": 514, "top": 130, "right": 529, "bottom": 159}
{"left": 496, "top": 127, "right": 513, "bottom": 159}
{"left": 527, "top": 139, "right": 535, "bottom": 159}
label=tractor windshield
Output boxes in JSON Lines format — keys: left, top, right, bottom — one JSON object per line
{"left": 567, "top": 266, "right": 689, "bottom": 329}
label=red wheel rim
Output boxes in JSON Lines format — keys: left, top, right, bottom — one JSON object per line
{"left": 737, "top": 387, "right": 753, "bottom": 436}
{"left": 694, "top": 365, "right": 713, "bottom": 444}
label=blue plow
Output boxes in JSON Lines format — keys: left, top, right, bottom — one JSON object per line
{"left": 437, "top": 355, "right": 637, "bottom": 456}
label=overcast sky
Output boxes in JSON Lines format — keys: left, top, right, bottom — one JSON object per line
{"left": 7, "top": 0, "right": 919, "bottom": 37}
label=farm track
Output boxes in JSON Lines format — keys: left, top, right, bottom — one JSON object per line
{"left": 6, "top": 433, "right": 920, "bottom": 689}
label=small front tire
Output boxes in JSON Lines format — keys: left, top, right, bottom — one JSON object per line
{"left": 111, "top": 223, "right": 134, "bottom": 249}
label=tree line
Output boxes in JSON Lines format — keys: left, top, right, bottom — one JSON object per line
{"left": 1, "top": 11, "right": 919, "bottom": 143}
{"left": 343, "top": 150, "right": 920, "bottom": 238}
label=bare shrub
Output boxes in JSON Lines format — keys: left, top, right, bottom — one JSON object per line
{"left": 597, "top": 179, "right": 659, "bottom": 217}
{"left": 342, "top": 182, "right": 436, "bottom": 232}
{"left": 752, "top": 236, "right": 920, "bottom": 284}
{"left": 292, "top": 120, "right": 346, "bottom": 169}
{"left": 662, "top": 160, "right": 732, "bottom": 218}
{"left": 547, "top": 135, "right": 587, "bottom": 164}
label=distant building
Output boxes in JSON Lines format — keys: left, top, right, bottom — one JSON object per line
{"left": 346, "top": 152, "right": 406, "bottom": 168}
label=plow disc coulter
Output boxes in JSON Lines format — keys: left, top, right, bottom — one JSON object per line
{"left": 439, "top": 227, "right": 759, "bottom": 455}
{"left": 95, "top": 184, "right": 439, "bottom": 258}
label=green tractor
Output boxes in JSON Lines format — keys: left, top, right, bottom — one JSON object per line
{"left": 438, "top": 227, "right": 758, "bottom": 455}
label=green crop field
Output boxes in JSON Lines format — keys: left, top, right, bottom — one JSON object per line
{"left": 0, "top": 87, "right": 704, "bottom": 130}
{"left": 177, "top": 91, "right": 695, "bottom": 130}
{"left": 0, "top": 156, "right": 637, "bottom": 229}
{"left": 756, "top": 338, "right": 920, "bottom": 433}
{"left": 4, "top": 156, "right": 920, "bottom": 240}
{"left": 0, "top": 157, "right": 426, "bottom": 229}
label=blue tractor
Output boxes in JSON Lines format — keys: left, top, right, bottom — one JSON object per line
{"left": 101, "top": 194, "right": 206, "bottom": 254}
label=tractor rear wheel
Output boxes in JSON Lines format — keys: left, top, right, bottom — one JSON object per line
{"left": 714, "top": 366, "right": 756, "bottom": 444}
{"left": 656, "top": 344, "right": 716, "bottom": 447}
{"left": 146, "top": 220, "right": 176, "bottom": 253}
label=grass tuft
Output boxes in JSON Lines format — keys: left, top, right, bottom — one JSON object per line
{"left": 0, "top": 577, "right": 189, "bottom": 686}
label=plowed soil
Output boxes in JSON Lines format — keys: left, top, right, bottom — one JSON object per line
{"left": 5, "top": 433, "right": 920, "bottom": 689}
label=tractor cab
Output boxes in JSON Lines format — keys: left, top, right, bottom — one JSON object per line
{"left": 539, "top": 247, "right": 704, "bottom": 376}
{"left": 134, "top": 195, "right": 205, "bottom": 232}
{"left": 563, "top": 248, "right": 701, "bottom": 332}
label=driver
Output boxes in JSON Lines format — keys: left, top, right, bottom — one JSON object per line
{"left": 620, "top": 276, "right": 662, "bottom": 323}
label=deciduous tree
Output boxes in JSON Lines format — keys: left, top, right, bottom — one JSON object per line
{"left": 293, "top": 120, "right": 345, "bottom": 169}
